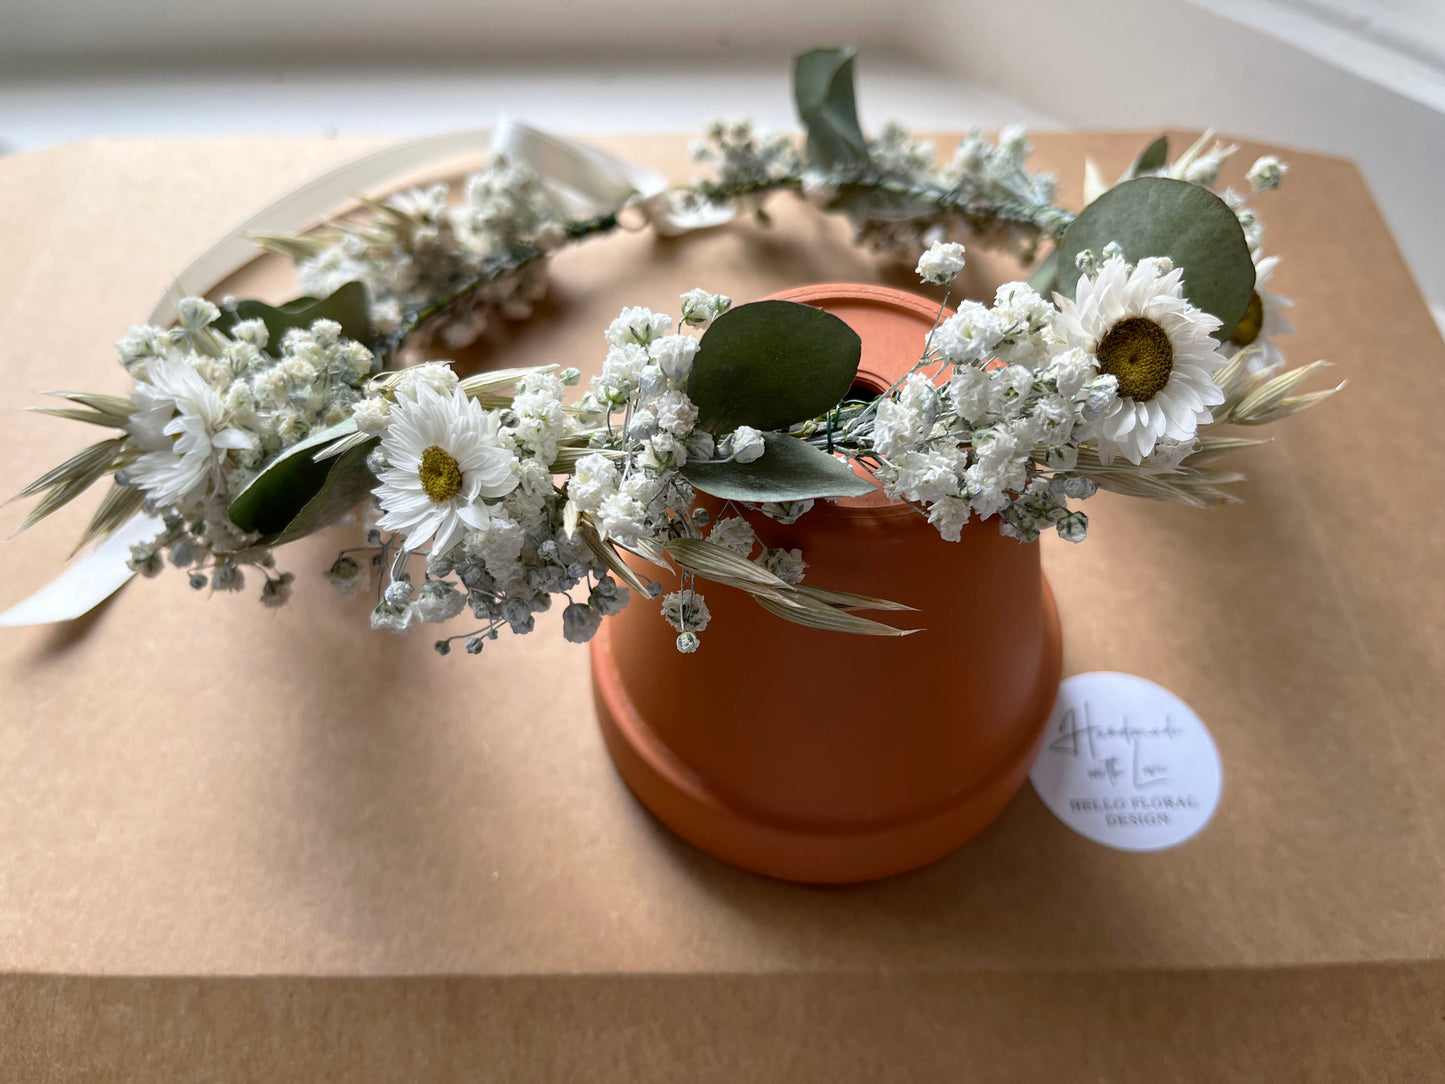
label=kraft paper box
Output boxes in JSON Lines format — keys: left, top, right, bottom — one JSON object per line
{"left": 1, "top": 132, "right": 1443, "bottom": 1079}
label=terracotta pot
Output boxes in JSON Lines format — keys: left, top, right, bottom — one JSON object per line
{"left": 590, "top": 283, "right": 1062, "bottom": 883}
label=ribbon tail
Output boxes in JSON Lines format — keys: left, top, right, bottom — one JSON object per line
{"left": 0, "top": 513, "right": 165, "bottom": 627}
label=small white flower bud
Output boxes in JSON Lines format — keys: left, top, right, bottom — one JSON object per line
{"left": 729, "top": 426, "right": 765, "bottom": 464}
{"left": 1246, "top": 155, "right": 1287, "bottom": 192}
{"left": 352, "top": 397, "right": 392, "bottom": 436}
{"left": 1057, "top": 511, "right": 1088, "bottom": 543}
{"left": 211, "top": 564, "right": 245, "bottom": 592}
{"left": 561, "top": 601, "right": 603, "bottom": 644}
{"left": 915, "top": 241, "right": 968, "bottom": 286}
{"left": 384, "top": 574, "right": 414, "bottom": 606}
{"left": 679, "top": 288, "right": 731, "bottom": 328}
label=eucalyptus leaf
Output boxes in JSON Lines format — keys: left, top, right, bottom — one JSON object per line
{"left": 215, "top": 281, "right": 374, "bottom": 355}
{"left": 683, "top": 433, "right": 873, "bottom": 503}
{"left": 1026, "top": 250, "right": 1059, "bottom": 296}
{"left": 687, "top": 301, "right": 861, "bottom": 434}
{"left": 227, "top": 420, "right": 359, "bottom": 536}
{"left": 1055, "top": 177, "right": 1256, "bottom": 340}
{"left": 258, "top": 440, "right": 376, "bottom": 546}
{"left": 1130, "top": 135, "right": 1169, "bottom": 176}
{"left": 793, "top": 47, "right": 868, "bottom": 170}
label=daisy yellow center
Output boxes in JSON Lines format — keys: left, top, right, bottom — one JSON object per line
{"left": 1096, "top": 316, "right": 1174, "bottom": 401}
{"left": 1230, "top": 291, "right": 1265, "bottom": 347}
{"left": 418, "top": 445, "right": 463, "bottom": 504}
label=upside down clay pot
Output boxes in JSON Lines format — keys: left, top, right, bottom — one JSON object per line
{"left": 590, "top": 283, "right": 1063, "bottom": 883}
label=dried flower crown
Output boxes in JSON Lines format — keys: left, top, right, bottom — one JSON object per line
{"left": 10, "top": 49, "right": 1336, "bottom": 653}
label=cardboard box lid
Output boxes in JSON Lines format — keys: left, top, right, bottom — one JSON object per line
{"left": 2, "top": 132, "right": 1442, "bottom": 1076}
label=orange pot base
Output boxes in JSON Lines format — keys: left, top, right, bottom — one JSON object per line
{"left": 591, "top": 577, "right": 1062, "bottom": 884}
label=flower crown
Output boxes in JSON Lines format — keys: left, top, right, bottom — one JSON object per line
{"left": 12, "top": 49, "right": 1336, "bottom": 654}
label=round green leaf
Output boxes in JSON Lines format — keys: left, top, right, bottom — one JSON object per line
{"left": 687, "top": 300, "right": 862, "bottom": 434}
{"left": 1026, "top": 249, "right": 1059, "bottom": 296}
{"left": 682, "top": 432, "right": 873, "bottom": 503}
{"left": 793, "top": 47, "right": 868, "bottom": 170}
{"left": 1056, "top": 177, "right": 1256, "bottom": 340}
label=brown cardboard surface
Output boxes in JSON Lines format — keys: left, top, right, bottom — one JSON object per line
{"left": 1, "top": 132, "right": 1443, "bottom": 1076}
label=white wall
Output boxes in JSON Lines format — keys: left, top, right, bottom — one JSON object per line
{"left": 3, "top": 0, "right": 1441, "bottom": 312}
{"left": 902, "top": 0, "right": 1445, "bottom": 314}
{"left": 2, "top": 1, "right": 909, "bottom": 62}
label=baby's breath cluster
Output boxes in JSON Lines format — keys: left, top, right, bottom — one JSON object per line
{"left": 80, "top": 299, "right": 375, "bottom": 600}
{"left": 840, "top": 124, "right": 1068, "bottom": 261}
{"left": 853, "top": 258, "right": 1108, "bottom": 543}
{"left": 287, "top": 154, "right": 566, "bottom": 349}
{"left": 690, "top": 119, "right": 802, "bottom": 194}
{"left": 684, "top": 116, "right": 1070, "bottom": 265}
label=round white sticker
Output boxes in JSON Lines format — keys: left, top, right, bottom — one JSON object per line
{"left": 1029, "top": 672, "right": 1222, "bottom": 851}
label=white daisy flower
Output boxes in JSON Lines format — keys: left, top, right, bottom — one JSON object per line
{"left": 374, "top": 383, "right": 518, "bottom": 555}
{"left": 1223, "top": 253, "right": 1296, "bottom": 374}
{"left": 1052, "top": 256, "right": 1225, "bottom": 465}
{"left": 126, "top": 354, "right": 257, "bottom": 508}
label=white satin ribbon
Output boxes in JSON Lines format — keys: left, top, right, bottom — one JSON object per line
{"left": 4, "top": 121, "right": 732, "bottom": 627}
{"left": 0, "top": 513, "right": 166, "bottom": 628}
{"left": 490, "top": 117, "right": 735, "bottom": 237}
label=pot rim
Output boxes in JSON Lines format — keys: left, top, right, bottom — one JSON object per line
{"left": 762, "top": 282, "right": 954, "bottom": 524}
